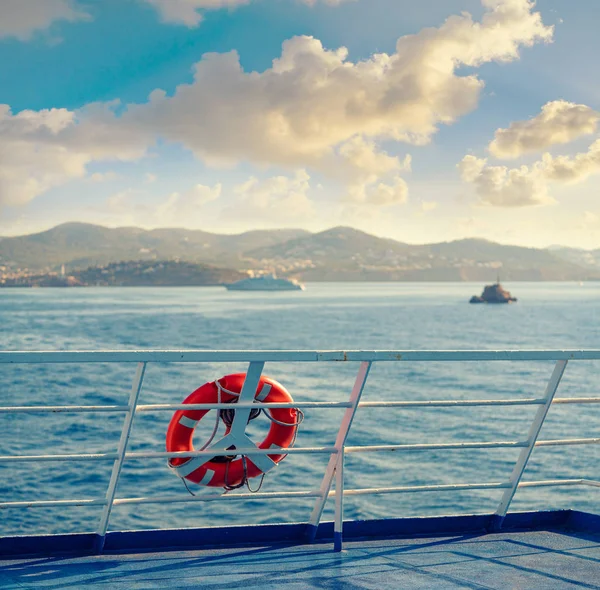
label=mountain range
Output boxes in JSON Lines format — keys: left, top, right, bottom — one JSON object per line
{"left": 0, "top": 223, "right": 308, "bottom": 270}
{"left": 1, "top": 222, "right": 599, "bottom": 281}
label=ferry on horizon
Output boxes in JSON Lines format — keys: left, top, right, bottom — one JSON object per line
{"left": 225, "top": 274, "right": 305, "bottom": 291}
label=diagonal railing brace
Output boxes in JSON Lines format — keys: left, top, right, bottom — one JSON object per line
{"left": 305, "top": 361, "right": 372, "bottom": 543}
{"left": 489, "top": 359, "right": 568, "bottom": 531}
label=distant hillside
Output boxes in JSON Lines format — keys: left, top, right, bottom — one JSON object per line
{"left": 247, "top": 227, "right": 593, "bottom": 281}
{"left": 549, "top": 246, "right": 600, "bottom": 271}
{"left": 0, "top": 223, "right": 309, "bottom": 270}
{"left": 0, "top": 260, "right": 246, "bottom": 288}
{"left": 1, "top": 222, "right": 598, "bottom": 281}
{"left": 247, "top": 227, "right": 411, "bottom": 265}
{"left": 75, "top": 260, "right": 246, "bottom": 287}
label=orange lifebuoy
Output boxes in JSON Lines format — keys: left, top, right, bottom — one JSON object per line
{"left": 166, "top": 373, "right": 300, "bottom": 489}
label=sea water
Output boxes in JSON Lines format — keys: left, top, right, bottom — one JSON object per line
{"left": 1, "top": 282, "right": 599, "bottom": 535}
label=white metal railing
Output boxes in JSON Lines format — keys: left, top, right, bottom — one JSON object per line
{"left": 1, "top": 349, "right": 599, "bottom": 553}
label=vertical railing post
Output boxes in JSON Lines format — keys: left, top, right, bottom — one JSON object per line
{"left": 489, "top": 359, "right": 568, "bottom": 531}
{"left": 94, "top": 361, "right": 146, "bottom": 553}
{"left": 228, "top": 361, "right": 265, "bottom": 440}
{"left": 334, "top": 446, "right": 345, "bottom": 552}
{"left": 306, "top": 361, "right": 372, "bottom": 544}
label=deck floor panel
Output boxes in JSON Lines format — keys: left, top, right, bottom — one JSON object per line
{"left": 2, "top": 530, "right": 599, "bottom": 589}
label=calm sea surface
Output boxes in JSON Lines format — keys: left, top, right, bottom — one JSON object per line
{"left": 1, "top": 282, "right": 599, "bottom": 536}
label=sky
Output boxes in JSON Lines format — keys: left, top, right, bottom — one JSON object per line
{"left": 1, "top": 0, "right": 599, "bottom": 248}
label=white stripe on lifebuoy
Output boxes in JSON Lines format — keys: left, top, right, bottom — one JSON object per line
{"left": 256, "top": 384, "right": 272, "bottom": 401}
{"left": 198, "top": 469, "right": 214, "bottom": 486}
{"left": 172, "top": 456, "right": 210, "bottom": 478}
{"left": 178, "top": 416, "right": 199, "bottom": 429}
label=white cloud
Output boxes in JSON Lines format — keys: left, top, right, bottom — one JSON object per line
{"left": 347, "top": 176, "right": 409, "bottom": 206}
{"left": 89, "top": 171, "right": 118, "bottom": 182}
{"left": 541, "top": 139, "right": 600, "bottom": 183}
{"left": 367, "top": 177, "right": 408, "bottom": 206}
{"left": 125, "top": 1, "right": 552, "bottom": 169}
{"left": 422, "top": 201, "right": 438, "bottom": 212}
{"left": 0, "top": 0, "right": 89, "bottom": 40}
{"left": 156, "top": 182, "right": 221, "bottom": 223}
{"left": 106, "top": 189, "right": 137, "bottom": 212}
{"left": 97, "top": 188, "right": 156, "bottom": 228}
{"left": 459, "top": 139, "right": 600, "bottom": 207}
{"left": 582, "top": 211, "right": 598, "bottom": 225}
{"left": 0, "top": 106, "right": 88, "bottom": 207}
{"left": 228, "top": 170, "right": 315, "bottom": 222}
{"left": 458, "top": 155, "right": 552, "bottom": 207}
{"left": 141, "top": 0, "right": 250, "bottom": 26}
{"left": 0, "top": 0, "right": 355, "bottom": 40}
{"left": 489, "top": 100, "right": 600, "bottom": 159}
{"left": 333, "top": 136, "right": 411, "bottom": 206}
{"left": 141, "top": 0, "right": 351, "bottom": 26}
{"left": 0, "top": 104, "right": 149, "bottom": 207}
{"left": 121, "top": 1, "right": 550, "bottom": 204}
{"left": 336, "top": 136, "right": 411, "bottom": 178}
{"left": 1, "top": 1, "right": 553, "bottom": 210}
{"left": 102, "top": 184, "right": 221, "bottom": 227}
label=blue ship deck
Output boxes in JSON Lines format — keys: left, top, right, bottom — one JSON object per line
{"left": 2, "top": 511, "right": 599, "bottom": 589}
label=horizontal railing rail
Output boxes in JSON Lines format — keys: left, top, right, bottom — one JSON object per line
{"left": 1, "top": 349, "right": 598, "bottom": 553}
{"left": 3, "top": 478, "right": 599, "bottom": 509}
{"left": 3, "top": 396, "right": 599, "bottom": 414}
{"left": 3, "top": 436, "right": 599, "bottom": 464}
{"left": 2, "top": 349, "right": 600, "bottom": 364}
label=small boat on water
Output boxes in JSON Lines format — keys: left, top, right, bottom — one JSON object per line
{"left": 225, "top": 273, "right": 305, "bottom": 291}
{"left": 470, "top": 277, "right": 517, "bottom": 304}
